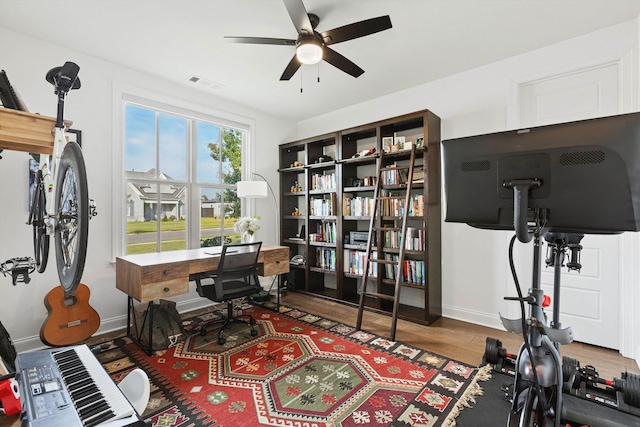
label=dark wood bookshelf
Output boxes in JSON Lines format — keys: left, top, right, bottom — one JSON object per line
{"left": 278, "top": 109, "right": 441, "bottom": 326}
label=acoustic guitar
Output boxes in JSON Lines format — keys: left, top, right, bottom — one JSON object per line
{"left": 40, "top": 283, "right": 100, "bottom": 347}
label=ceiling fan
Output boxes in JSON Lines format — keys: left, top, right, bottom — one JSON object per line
{"left": 224, "top": 0, "right": 392, "bottom": 80}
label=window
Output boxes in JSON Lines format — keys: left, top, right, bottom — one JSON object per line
{"left": 122, "top": 98, "right": 249, "bottom": 255}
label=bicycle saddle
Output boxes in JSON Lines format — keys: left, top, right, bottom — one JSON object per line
{"left": 46, "top": 61, "right": 81, "bottom": 93}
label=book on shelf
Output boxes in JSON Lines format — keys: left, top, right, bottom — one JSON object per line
{"left": 310, "top": 192, "right": 337, "bottom": 216}
{"left": 343, "top": 249, "right": 377, "bottom": 276}
{"left": 381, "top": 164, "right": 408, "bottom": 185}
{"left": 343, "top": 194, "right": 374, "bottom": 217}
{"left": 379, "top": 190, "right": 424, "bottom": 217}
{"left": 331, "top": 192, "right": 337, "bottom": 215}
{"left": 403, "top": 259, "right": 425, "bottom": 285}
{"left": 315, "top": 222, "right": 337, "bottom": 243}
{"left": 342, "top": 193, "right": 353, "bottom": 215}
{"left": 383, "top": 253, "right": 399, "bottom": 279}
{"left": 399, "top": 168, "right": 408, "bottom": 184}
{"left": 311, "top": 172, "right": 336, "bottom": 191}
{"left": 315, "top": 247, "right": 336, "bottom": 271}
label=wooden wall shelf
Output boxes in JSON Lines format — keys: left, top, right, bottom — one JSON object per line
{"left": 0, "top": 108, "right": 71, "bottom": 155}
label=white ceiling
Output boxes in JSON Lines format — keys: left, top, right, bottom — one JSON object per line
{"left": 1, "top": 0, "right": 639, "bottom": 122}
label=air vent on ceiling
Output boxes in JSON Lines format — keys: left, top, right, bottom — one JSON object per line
{"left": 187, "top": 75, "right": 224, "bottom": 90}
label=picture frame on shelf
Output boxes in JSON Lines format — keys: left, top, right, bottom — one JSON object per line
{"left": 394, "top": 136, "right": 405, "bottom": 152}
{"left": 382, "top": 137, "right": 393, "bottom": 153}
{"left": 416, "top": 136, "right": 424, "bottom": 148}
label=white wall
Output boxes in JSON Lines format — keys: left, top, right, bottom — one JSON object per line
{"left": 290, "top": 19, "right": 640, "bottom": 360}
{"left": 2, "top": 19, "right": 639, "bottom": 362}
{"left": 0, "top": 28, "right": 292, "bottom": 352}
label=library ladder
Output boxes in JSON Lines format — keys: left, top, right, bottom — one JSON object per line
{"left": 356, "top": 144, "right": 418, "bottom": 341}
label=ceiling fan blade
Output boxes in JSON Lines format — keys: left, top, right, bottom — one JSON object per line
{"left": 321, "top": 15, "right": 392, "bottom": 45}
{"left": 322, "top": 47, "right": 364, "bottom": 78}
{"left": 283, "top": 0, "right": 313, "bottom": 35}
{"left": 280, "top": 55, "right": 302, "bottom": 80}
{"left": 224, "top": 36, "right": 296, "bottom": 46}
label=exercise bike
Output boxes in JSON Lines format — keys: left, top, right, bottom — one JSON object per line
{"left": 501, "top": 222, "right": 582, "bottom": 426}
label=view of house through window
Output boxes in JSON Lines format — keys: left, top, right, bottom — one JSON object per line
{"left": 124, "top": 102, "right": 245, "bottom": 254}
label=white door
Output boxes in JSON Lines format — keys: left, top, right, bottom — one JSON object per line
{"left": 517, "top": 63, "right": 621, "bottom": 349}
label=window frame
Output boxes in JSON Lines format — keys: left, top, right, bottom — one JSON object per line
{"left": 112, "top": 84, "right": 256, "bottom": 260}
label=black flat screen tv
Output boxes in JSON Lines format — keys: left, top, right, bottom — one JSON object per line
{"left": 442, "top": 112, "right": 640, "bottom": 237}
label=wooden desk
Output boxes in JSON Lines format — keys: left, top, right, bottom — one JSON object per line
{"left": 115, "top": 245, "right": 289, "bottom": 354}
{"left": 116, "top": 245, "right": 289, "bottom": 303}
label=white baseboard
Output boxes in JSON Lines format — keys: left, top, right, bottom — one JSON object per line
{"left": 441, "top": 304, "right": 505, "bottom": 331}
{"left": 13, "top": 298, "right": 213, "bottom": 354}
{"left": 13, "top": 336, "right": 48, "bottom": 354}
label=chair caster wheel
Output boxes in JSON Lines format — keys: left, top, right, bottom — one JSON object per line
{"left": 218, "top": 336, "right": 226, "bottom": 345}
{"left": 200, "top": 327, "right": 207, "bottom": 336}
{"left": 250, "top": 318, "right": 257, "bottom": 325}
{"left": 250, "top": 329, "right": 258, "bottom": 337}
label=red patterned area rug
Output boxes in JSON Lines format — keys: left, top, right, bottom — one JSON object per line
{"left": 95, "top": 304, "right": 490, "bottom": 427}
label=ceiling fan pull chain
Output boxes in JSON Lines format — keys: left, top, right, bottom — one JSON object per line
{"left": 317, "top": 63, "right": 320, "bottom": 83}
{"left": 300, "top": 72, "right": 303, "bottom": 93}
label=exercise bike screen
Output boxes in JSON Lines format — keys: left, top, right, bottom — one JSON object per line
{"left": 442, "top": 111, "right": 640, "bottom": 234}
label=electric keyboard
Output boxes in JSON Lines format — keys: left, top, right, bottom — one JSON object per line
{"left": 15, "top": 345, "right": 143, "bottom": 427}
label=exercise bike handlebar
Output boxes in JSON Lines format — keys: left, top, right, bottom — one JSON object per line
{"left": 503, "top": 179, "right": 542, "bottom": 243}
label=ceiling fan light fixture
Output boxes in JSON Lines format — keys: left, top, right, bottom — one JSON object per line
{"left": 296, "top": 39, "right": 323, "bottom": 64}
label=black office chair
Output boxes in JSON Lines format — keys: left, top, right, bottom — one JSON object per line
{"left": 193, "top": 242, "right": 262, "bottom": 345}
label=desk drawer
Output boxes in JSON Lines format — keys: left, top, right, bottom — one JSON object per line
{"left": 258, "top": 247, "right": 290, "bottom": 276}
{"left": 138, "top": 263, "right": 189, "bottom": 302}
{"left": 140, "top": 263, "right": 188, "bottom": 283}
{"left": 140, "top": 279, "right": 188, "bottom": 301}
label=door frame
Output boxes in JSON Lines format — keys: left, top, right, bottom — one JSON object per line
{"left": 505, "top": 47, "right": 639, "bottom": 362}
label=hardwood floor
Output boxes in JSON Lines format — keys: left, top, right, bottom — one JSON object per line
{"left": 2, "top": 292, "right": 637, "bottom": 427}
{"left": 281, "top": 291, "right": 640, "bottom": 381}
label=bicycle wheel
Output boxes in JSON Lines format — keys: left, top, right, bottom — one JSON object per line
{"left": 29, "top": 170, "right": 49, "bottom": 273}
{"left": 54, "top": 141, "right": 89, "bottom": 293}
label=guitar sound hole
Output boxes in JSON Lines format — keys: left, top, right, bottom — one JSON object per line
{"left": 63, "top": 295, "right": 78, "bottom": 307}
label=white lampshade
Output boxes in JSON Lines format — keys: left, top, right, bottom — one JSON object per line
{"left": 296, "top": 41, "right": 323, "bottom": 65}
{"left": 237, "top": 180, "right": 268, "bottom": 198}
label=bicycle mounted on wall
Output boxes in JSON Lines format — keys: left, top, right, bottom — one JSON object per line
{"left": 1, "top": 62, "right": 96, "bottom": 294}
